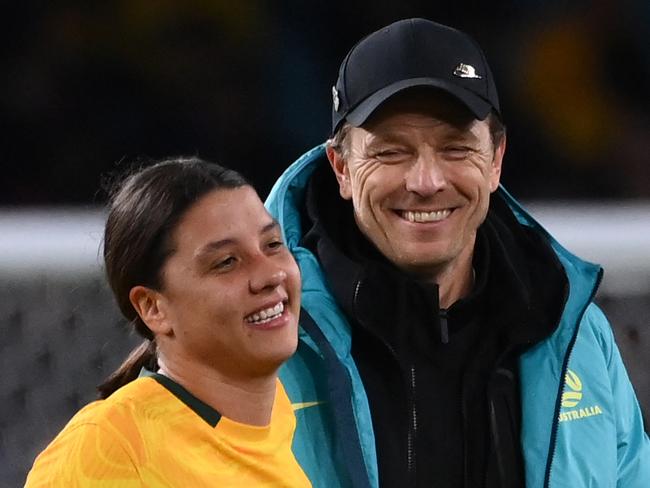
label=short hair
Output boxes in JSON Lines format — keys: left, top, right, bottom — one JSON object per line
{"left": 328, "top": 110, "right": 506, "bottom": 158}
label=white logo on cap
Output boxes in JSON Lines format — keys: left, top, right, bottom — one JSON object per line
{"left": 453, "top": 63, "right": 482, "bottom": 79}
{"left": 332, "top": 86, "right": 340, "bottom": 111}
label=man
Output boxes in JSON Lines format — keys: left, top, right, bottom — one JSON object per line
{"left": 267, "top": 18, "right": 650, "bottom": 487}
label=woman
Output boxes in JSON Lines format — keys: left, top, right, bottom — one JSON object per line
{"left": 25, "top": 157, "right": 310, "bottom": 487}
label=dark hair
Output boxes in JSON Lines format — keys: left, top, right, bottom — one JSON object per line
{"left": 328, "top": 88, "right": 507, "bottom": 156}
{"left": 486, "top": 111, "right": 506, "bottom": 148}
{"left": 98, "top": 157, "right": 248, "bottom": 398}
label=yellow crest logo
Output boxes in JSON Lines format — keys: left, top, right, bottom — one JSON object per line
{"left": 561, "top": 369, "right": 583, "bottom": 408}
{"left": 558, "top": 369, "right": 603, "bottom": 423}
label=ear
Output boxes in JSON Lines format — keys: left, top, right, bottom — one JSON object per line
{"left": 489, "top": 133, "right": 506, "bottom": 193}
{"left": 326, "top": 145, "right": 353, "bottom": 200}
{"left": 129, "top": 286, "right": 173, "bottom": 337}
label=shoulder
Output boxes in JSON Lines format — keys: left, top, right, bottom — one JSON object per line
{"left": 25, "top": 415, "right": 141, "bottom": 486}
{"left": 577, "top": 303, "right": 616, "bottom": 361}
{"left": 56, "top": 376, "right": 168, "bottom": 438}
{"left": 69, "top": 376, "right": 167, "bottom": 427}
{"left": 25, "top": 378, "right": 170, "bottom": 486}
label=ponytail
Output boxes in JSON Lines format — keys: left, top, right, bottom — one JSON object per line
{"left": 97, "top": 339, "right": 158, "bottom": 399}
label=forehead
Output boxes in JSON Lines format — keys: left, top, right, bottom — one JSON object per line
{"left": 365, "top": 89, "right": 478, "bottom": 133}
{"left": 171, "top": 186, "right": 271, "bottom": 248}
{"left": 349, "top": 91, "right": 490, "bottom": 147}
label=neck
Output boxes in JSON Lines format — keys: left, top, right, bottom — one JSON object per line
{"left": 436, "top": 261, "right": 475, "bottom": 309}
{"left": 157, "top": 357, "right": 278, "bottom": 426}
{"left": 416, "top": 242, "right": 475, "bottom": 309}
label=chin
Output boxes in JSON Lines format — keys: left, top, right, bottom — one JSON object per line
{"left": 402, "top": 248, "right": 442, "bottom": 261}
{"left": 391, "top": 250, "right": 447, "bottom": 270}
{"left": 261, "top": 339, "right": 299, "bottom": 370}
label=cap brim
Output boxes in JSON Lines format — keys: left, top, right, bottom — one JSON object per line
{"left": 344, "top": 77, "right": 493, "bottom": 128}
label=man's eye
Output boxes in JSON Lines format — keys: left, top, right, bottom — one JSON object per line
{"left": 443, "top": 146, "right": 472, "bottom": 158}
{"left": 374, "top": 149, "right": 408, "bottom": 160}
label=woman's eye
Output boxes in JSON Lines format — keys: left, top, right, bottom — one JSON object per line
{"left": 267, "top": 240, "right": 285, "bottom": 251}
{"left": 213, "top": 256, "right": 236, "bottom": 270}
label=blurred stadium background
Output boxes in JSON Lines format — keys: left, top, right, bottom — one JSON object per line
{"left": 1, "top": 1, "right": 649, "bottom": 486}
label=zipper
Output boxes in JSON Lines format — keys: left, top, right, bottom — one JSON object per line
{"left": 353, "top": 279, "right": 418, "bottom": 486}
{"left": 461, "top": 373, "right": 469, "bottom": 488}
{"left": 407, "top": 366, "right": 418, "bottom": 479}
{"left": 439, "top": 308, "right": 449, "bottom": 344}
{"left": 542, "top": 269, "right": 602, "bottom": 488}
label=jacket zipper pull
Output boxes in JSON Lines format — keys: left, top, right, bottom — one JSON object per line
{"left": 439, "top": 309, "right": 449, "bottom": 344}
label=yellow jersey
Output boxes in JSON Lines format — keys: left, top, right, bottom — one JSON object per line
{"left": 25, "top": 373, "right": 311, "bottom": 487}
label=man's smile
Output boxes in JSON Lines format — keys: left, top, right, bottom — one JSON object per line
{"left": 397, "top": 209, "right": 453, "bottom": 223}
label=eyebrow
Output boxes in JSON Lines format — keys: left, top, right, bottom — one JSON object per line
{"left": 261, "top": 220, "right": 281, "bottom": 235}
{"left": 195, "top": 220, "right": 280, "bottom": 257}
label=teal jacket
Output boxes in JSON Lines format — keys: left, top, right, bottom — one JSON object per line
{"left": 267, "top": 145, "right": 650, "bottom": 488}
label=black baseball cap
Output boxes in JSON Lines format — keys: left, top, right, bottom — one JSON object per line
{"left": 331, "top": 18, "right": 500, "bottom": 134}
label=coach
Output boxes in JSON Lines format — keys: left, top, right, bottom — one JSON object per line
{"left": 267, "top": 18, "right": 650, "bottom": 487}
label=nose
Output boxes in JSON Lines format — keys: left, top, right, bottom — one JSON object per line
{"left": 249, "top": 256, "right": 287, "bottom": 294}
{"left": 404, "top": 152, "right": 447, "bottom": 197}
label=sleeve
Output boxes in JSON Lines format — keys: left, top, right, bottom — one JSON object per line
{"left": 588, "top": 304, "right": 650, "bottom": 487}
{"left": 24, "top": 422, "right": 142, "bottom": 488}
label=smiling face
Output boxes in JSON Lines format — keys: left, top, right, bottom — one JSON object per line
{"left": 328, "top": 91, "right": 504, "bottom": 290}
{"left": 144, "top": 186, "right": 301, "bottom": 380}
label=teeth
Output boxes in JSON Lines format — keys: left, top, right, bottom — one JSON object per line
{"left": 402, "top": 209, "right": 451, "bottom": 223}
{"left": 245, "top": 302, "right": 284, "bottom": 325}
